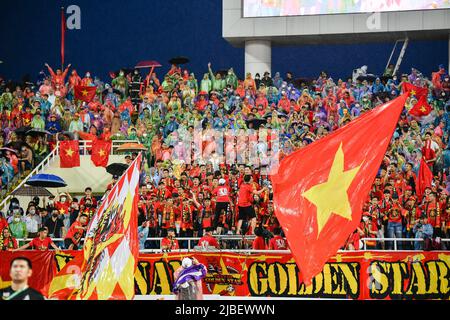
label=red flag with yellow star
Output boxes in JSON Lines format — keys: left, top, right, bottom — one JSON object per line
{"left": 408, "top": 95, "right": 432, "bottom": 117}
{"left": 74, "top": 85, "right": 97, "bottom": 103}
{"left": 59, "top": 140, "right": 80, "bottom": 168}
{"left": 402, "top": 82, "right": 428, "bottom": 99}
{"left": 91, "top": 139, "right": 111, "bottom": 167}
{"left": 271, "top": 93, "right": 409, "bottom": 285}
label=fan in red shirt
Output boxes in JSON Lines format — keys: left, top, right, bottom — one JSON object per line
{"left": 54, "top": 192, "right": 72, "bottom": 215}
{"left": 252, "top": 225, "right": 268, "bottom": 250}
{"left": 356, "top": 212, "right": 378, "bottom": 249}
{"left": 64, "top": 214, "right": 89, "bottom": 250}
{"left": 1, "top": 227, "right": 18, "bottom": 251}
{"left": 79, "top": 187, "right": 98, "bottom": 207}
{"left": 197, "top": 228, "right": 220, "bottom": 249}
{"left": 161, "top": 228, "right": 179, "bottom": 251}
{"left": 160, "top": 197, "right": 179, "bottom": 232}
{"left": 212, "top": 179, "right": 233, "bottom": 231}
{"left": 268, "top": 227, "right": 288, "bottom": 250}
{"left": 236, "top": 175, "right": 268, "bottom": 235}
{"left": 12, "top": 227, "right": 59, "bottom": 251}
{"left": 179, "top": 197, "right": 195, "bottom": 238}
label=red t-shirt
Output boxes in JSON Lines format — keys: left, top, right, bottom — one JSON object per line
{"left": 161, "top": 237, "right": 179, "bottom": 250}
{"left": 252, "top": 236, "right": 267, "bottom": 250}
{"left": 213, "top": 186, "right": 231, "bottom": 203}
{"left": 55, "top": 201, "right": 71, "bottom": 215}
{"left": 238, "top": 183, "right": 254, "bottom": 207}
{"left": 30, "top": 237, "right": 54, "bottom": 251}
{"left": 65, "top": 221, "right": 85, "bottom": 244}
{"left": 269, "top": 236, "right": 287, "bottom": 250}
{"left": 198, "top": 235, "right": 219, "bottom": 248}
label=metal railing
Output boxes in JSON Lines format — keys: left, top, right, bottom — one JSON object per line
{"left": 360, "top": 237, "right": 450, "bottom": 250}
{"left": 0, "top": 140, "right": 140, "bottom": 211}
{"left": 55, "top": 139, "right": 140, "bottom": 156}
{"left": 9, "top": 236, "right": 450, "bottom": 253}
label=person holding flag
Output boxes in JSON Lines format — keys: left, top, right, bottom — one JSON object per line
{"left": 172, "top": 256, "right": 207, "bottom": 300}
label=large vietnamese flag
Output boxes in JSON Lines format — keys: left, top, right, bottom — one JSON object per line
{"left": 47, "top": 153, "right": 142, "bottom": 300}
{"left": 271, "top": 93, "right": 408, "bottom": 285}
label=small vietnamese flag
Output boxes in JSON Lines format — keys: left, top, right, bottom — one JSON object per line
{"left": 91, "top": 138, "right": 111, "bottom": 167}
{"left": 408, "top": 95, "right": 432, "bottom": 117}
{"left": 416, "top": 158, "right": 433, "bottom": 200}
{"left": 74, "top": 85, "right": 97, "bottom": 103}
{"left": 59, "top": 140, "right": 80, "bottom": 168}
{"left": 402, "top": 82, "right": 428, "bottom": 99}
{"left": 271, "top": 93, "right": 408, "bottom": 285}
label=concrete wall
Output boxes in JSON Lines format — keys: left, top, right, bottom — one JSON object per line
{"left": 42, "top": 155, "right": 126, "bottom": 194}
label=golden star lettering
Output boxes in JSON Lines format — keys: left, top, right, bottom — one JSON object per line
{"left": 302, "top": 142, "right": 362, "bottom": 238}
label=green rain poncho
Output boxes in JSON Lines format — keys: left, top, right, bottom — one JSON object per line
{"left": 200, "top": 74, "right": 212, "bottom": 93}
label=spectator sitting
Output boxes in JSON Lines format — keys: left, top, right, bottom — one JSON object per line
{"left": 268, "top": 227, "right": 288, "bottom": 250}
{"left": 197, "top": 227, "right": 220, "bottom": 249}
{"left": 161, "top": 228, "right": 179, "bottom": 251}
{"left": 1, "top": 227, "right": 18, "bottom": 251}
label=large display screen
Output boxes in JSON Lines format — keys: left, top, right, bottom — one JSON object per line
{"left": 243, "top": 0, "right": 450, "bottom": 18}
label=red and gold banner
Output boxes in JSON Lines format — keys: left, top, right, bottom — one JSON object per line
{"left": 1, "top": 251, "right": 449, "bottom": 300}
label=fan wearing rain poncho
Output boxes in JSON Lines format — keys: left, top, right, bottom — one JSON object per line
{"left": 173, "top": 257, "right": 207, "bottom": 300}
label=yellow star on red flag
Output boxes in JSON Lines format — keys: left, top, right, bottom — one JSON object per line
{"left": 65, "top": 148, "right": 74, "bottom": 157}
{"left": 98, "top": 149, "right": 106, "bottom": 157}
{"left": 302, "top": 142, "right": 362, "bottom": 238}
{"left": 82, "top": 90, "right": 89, "bottom": 96}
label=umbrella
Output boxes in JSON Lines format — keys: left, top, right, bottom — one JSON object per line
{"left": 135, "top": 60, "right": 162, "bottom": 69}
{"left": 245, "top": 118, "right": 267, "bottom": 130}
{"left": 357, "top": 74, "right": 377, "bottom": 82}
{"left": 14, "top": 126, "right": 31, "bottom": 136}
{"left": 116, "top": 142, "right": 147, "bottom": 153}
{"left": 106, "top": 163, "right": 129, "bottom": 176}
{"left": 11, "top": 185, "right": 53, "bottom": 197}
{"left": 169, "top": 56, "right": 189, "bottom": 65}
{"left": 26, "top": 173, "right": 67, "bottom": 188}
{"left": 26, "top": 128, "right": 51, "bottom": 137}
{"left": 0, "top": 147, "right": 18, "bottom": 154}
{"left": 59, "top": 131, "right": 75, "bottom": 140}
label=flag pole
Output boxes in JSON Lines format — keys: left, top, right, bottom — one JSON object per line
{"left": 61, "top": 7, "right": 65, "bottom": 70}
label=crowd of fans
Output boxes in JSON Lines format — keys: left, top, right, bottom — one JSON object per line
{"left": 0, "top": 60, "right": 449, "bottom": 252}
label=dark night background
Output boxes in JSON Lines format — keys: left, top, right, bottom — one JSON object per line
{"left": 0, "top": 0, "right": 448, "bottom": 82}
